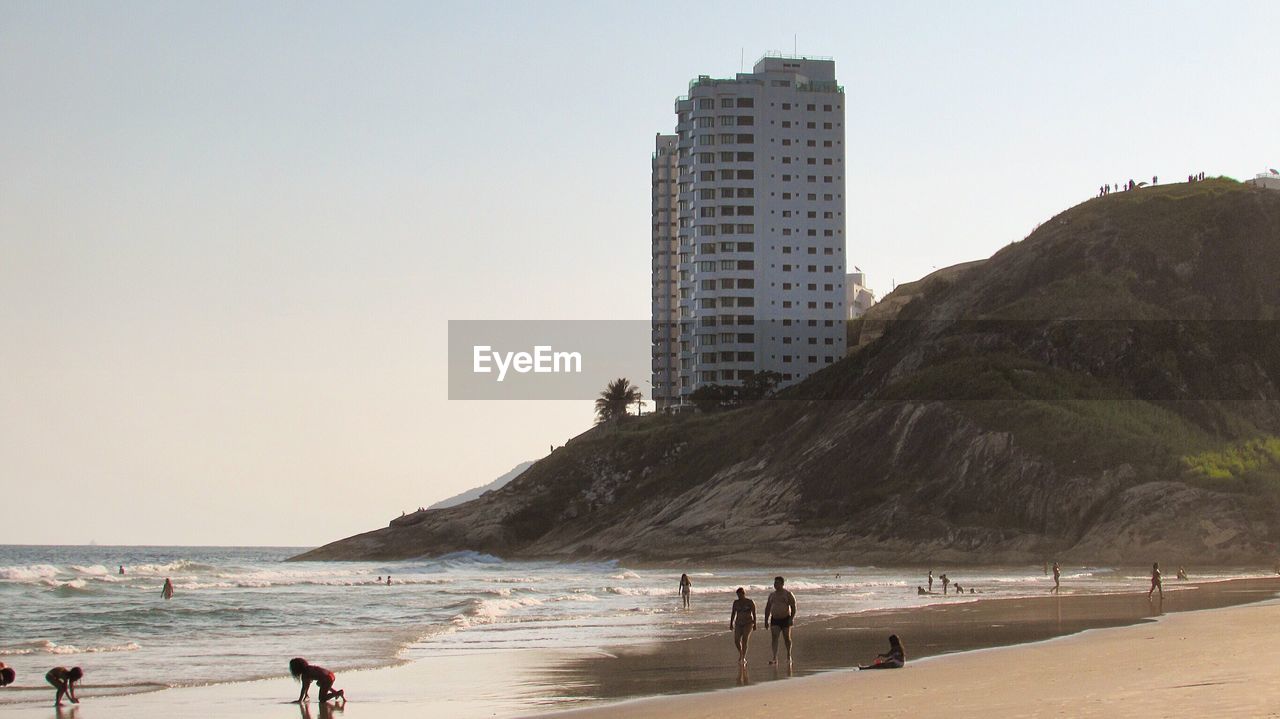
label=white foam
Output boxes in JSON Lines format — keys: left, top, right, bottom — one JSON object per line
{"left": 0, "top": 564, "right": 60, "bottom": 581}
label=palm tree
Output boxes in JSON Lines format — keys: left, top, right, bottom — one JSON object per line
{"left": 595, "top": 377, "right": 643, "bottom": 425}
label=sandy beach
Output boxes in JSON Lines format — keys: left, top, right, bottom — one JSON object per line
{"left": 555, "top": 595, "right": 1280, "bottom": 719}
{"left": 2, "top": 576, "right": 1277, "bottom": 718}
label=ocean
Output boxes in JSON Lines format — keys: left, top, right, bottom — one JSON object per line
{"left": 0, "top": 545, "right": 1263, "bottom": 706}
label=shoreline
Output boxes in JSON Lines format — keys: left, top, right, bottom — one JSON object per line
{"left": 529, "top": 575, "right": 1280, "bottom": 707}
{"left": 1, "top": 575, "right": 1275, "bottom": 718}
{"left": 545, "top": 591, "right": 1280, "bottom": 718}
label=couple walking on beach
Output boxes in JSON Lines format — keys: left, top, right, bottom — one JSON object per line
{"left": 728, "top": 576, "right": 797, "bottom": 667}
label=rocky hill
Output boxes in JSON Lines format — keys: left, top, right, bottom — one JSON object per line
{"left": 296, "top": 179, "right": 1280, "bottom": 565}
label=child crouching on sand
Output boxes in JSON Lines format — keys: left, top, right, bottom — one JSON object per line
{"left": 289, "top": 658, "right": 346, "bottom": 704}
{"left": 859, "top": 635, "right": 905, "bottom": 670}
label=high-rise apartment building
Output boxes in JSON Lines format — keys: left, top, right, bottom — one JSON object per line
{"left": 651, "top": 55, "right": 848, "bottom": 407}
{"left": 651, "top": 134, "right": 680, "bottom": 410}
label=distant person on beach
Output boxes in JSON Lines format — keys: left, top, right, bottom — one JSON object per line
{"left": 289, "top": 658, "right": 346, "bottom": 704}
{"left": 730, "top": 587, "right": 757, "bottom": 665}
{"left": 1052, "top": 562, "right": 1061, "bottom": 594}
{"left": 764, "top": 576, "right": 797, "bottom": 666}
{"left": 376, "top": 576, "right": 382, "bottom": 583}
{"left": 0, "top": 662, "right": 15, "bottom": 687}
{"left": 161, "top": 578, "right": 174, "bottom": 600}
{"left": 859, "top": 634, "right": 905, "bottom": 670}
{"left": 1148, "top": 562, "right": 1163, "bottom": 599}
{"left": 927, "top": 570, "right": 933, "bottom": 592}
{"left": 917, "top": 586, "right": 927, "bottom": 595}
{"left": 679, "top": 573, "right": 692, "bottom": 609}
{"left": 940, "top": 573, "right": 950, "bottom": 595}
{"left": 119, "top": 565, "right": 125, "bottom": 575}
{"left": 953, "top": 582, "right": 964, "bottom": 594}
{"left": 1177, "top": 566, "right": 1188, "bottom": 581}
{"left": 386, "top": 576, "right": 392, "bottom": 586}
{"left": 45, "top": 666, "right": 82, "bottom": 705}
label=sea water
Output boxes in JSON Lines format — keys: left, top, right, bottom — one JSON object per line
{"left": 0, "top": 545, "right": 1261, "bottom": 705}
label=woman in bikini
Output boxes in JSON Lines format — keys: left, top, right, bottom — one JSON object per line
{"left": 729, "top": 587, "right": 757, "bottom": 665}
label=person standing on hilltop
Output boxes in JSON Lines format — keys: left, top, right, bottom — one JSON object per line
{"left": 678, "top": 573, "right": 692, "bottom": 609}
{"left": 763, "top": 576, "right": 797, "bottom": 666}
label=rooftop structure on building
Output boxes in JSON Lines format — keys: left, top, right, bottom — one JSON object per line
{"left": 651, "top": 55, "right": 850, "bottom": 409}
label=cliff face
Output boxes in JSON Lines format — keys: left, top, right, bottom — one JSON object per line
{"left": 297, "top": 180, "right": 1280, "bottom": 564}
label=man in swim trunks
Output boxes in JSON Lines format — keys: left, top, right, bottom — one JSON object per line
{"left": 763, "top": 576, "right": 797, "bottom": 666}
{"left": 729, "top": 587, "right": 757, "bottom": 665}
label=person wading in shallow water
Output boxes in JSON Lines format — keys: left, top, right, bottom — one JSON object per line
{"left": 679, "top": 573, "right": 692, "bottom": 609}
{"left": 0, "top": 662, "right": 16, "bottom": 687}
{"left": 763, "top": 576, "right": 797, "bottom": 666}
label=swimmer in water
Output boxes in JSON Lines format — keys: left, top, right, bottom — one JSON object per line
{"left": 0, "top": 662, "right": 15, "bottom": 687}
{"left": 161, "top": 577, "right": 174, "bottom": 600}
{"left": 45, "top": 666, "right": 83, "bottom": 705}
{"left": 289, "top": 658, "right": 345, "bottom": 704}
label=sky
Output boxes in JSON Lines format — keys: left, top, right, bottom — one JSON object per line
{"left": 2, "top": 1, "right": 1277, "bottom": 546}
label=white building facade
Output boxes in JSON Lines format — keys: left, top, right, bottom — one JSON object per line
{"left": 845, "top": 269, "right": 876, "bottom": 319}
{"left": 651, "top": 134, "right": 681, "bottom": 410}
{"left": 651, "top": 56, "right": 849, "bottom": 406}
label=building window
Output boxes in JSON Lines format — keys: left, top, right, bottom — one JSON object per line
{"left": 736, "top": 98, "right": 753, "bottom": 108}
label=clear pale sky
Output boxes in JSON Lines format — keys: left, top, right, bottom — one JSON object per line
{"left": 2, "top": 2, "right": 1276, "bottom": 546}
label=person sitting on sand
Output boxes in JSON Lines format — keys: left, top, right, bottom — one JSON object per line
{"left": 289, "top": 658, "right": 345, "bottom": 704}
{"left": 161, "top": 577, "right": 174, "bottom": 600}
{"left": 859, "top": 634, "right": 905, "bottom": 670}
{"left": 679, "top": 573, "right": 692, "bottom": 609}
{"left": 763, "top": 576, "right": 797, "bottom": 666}
{"left": 1148, "top": 562, "right": 1163, "bottom": 599}
{"left": 46, "top": 666, "right": 82, "bottom": 705}
{"left": 0, "top": 662, "right": 15, "bottom": 687}
{"left": 729, "top": 587, "right": 757, "bottom": 665}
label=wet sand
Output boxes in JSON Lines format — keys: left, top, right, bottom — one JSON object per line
{"left": 535, "top": 576, "right": 1280, "bottom": 704}
{"left": 1, "top": 577, "right": 1275, "bottom": 719}
{"left": 551, "top": 582, "right": 1280, "bottom": 718}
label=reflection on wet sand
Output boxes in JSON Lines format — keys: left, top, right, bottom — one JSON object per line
{"left": 539, "top": 578, "right": 1279, "bottom": 704}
